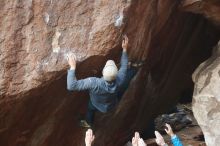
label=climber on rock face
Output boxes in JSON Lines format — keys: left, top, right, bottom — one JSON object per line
{"left": 67, "top": 35, "right": 129, "bottom": 128}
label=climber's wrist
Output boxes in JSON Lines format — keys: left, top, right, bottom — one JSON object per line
{"left": 70, "top": 66, "right": 76, "bottom": 70}
{"left": 170, "top": 133, "right": 175, "bottom": 138}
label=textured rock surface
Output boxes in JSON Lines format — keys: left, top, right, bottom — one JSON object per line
{"left": 0, "top": 0, "right": 130, "bottom": 99}
{"left": 192, "top": 41, "right": 220, "bottom": 146}
{"left": 0, "top": 0, "right": 220, "bottom": 146}
{"left": 181, "top": 0, "right": 220, "bottom": 26}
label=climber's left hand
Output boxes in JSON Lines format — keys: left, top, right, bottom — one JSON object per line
{"left": 122, "top": 35, "right": 129, "bottom": 52}
{"left": 67, "top": 53, "right": 76, "bottom": 70}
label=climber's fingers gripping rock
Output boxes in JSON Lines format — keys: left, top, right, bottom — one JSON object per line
{"left": 67, "top": 53, "right": 76, "bottom": 70}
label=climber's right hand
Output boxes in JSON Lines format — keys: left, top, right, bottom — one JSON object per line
{"left": 122, "top": 35, "right": 128, "bottom": 52}
{"left": 67, "top": 53, "right": 76, "bottom": 70}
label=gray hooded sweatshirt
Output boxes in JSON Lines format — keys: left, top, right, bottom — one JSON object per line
{"left": 67, "top": 52, "right": 128, "bottom": 113}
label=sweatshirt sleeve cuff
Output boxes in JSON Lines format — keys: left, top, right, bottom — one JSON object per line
{"left": 122, "top": 51, "right": 127, "bottom": 55}
{"left": 122, "top": 51, "right": 128, "bottom": 59}
{"left": 68, "top": 69, "right": 76, "bottom": 74}
{"left": 171, "top": 135, "right": 177, "bottom": 140}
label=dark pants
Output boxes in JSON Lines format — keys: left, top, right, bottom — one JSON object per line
{"left": 86, "top": 100, "right": 98, "bottom": 125}
{"left": 86, "top": 67, "right": 138, "bottom": 125}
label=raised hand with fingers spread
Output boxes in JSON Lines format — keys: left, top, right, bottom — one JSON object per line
{"left": 132, "top": 132, "right": 147, "bottom": 146}
{"left": 132, "top": 132, "right": 140, "bottom": 146}
{"left": 85, "top": 129, "right": 95, "bottom": 146}
{"left": 164, "top": 123, "right": 175, "bottom": 137}
{"left": 154, "top": 131, "right": 167, "bottom": 146}
{"left": 164, "top": 123, "right": 183, "bottom": 146}
{"left": 122, "top": 35, "right": 129, "bottom": 52}
{"left": 138, "top": 138, "right": 147, "bottom": 146}
{"left": 67, "top": 53, "right": 76, "bottom": 70}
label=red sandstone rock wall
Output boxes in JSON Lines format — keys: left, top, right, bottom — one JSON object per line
{"left": 0, "top": 0, "right": 220, "bottom": 146}
{"left": 181, "top": 0, "right": 220, "bottom": 26}
{"left": 0, "top": 0, "right": 130, "bottom": 100}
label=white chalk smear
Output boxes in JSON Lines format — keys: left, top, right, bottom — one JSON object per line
{"left": 66, "top": 52, "right": 76, "bottom": 61}
{"left": 63, "top": 49, "right": 86, "bottom": 62}
{"left": 52, "top": 30, "right": 61, "bottom": 53}
{"left": 27, "top": 0, "right": 33, "bottom": 8}
{"left": 115, "top": 10, "right": 124, "bottom": 27}
{"left": 44, "top": 13, "right": 50, "bottom": 24}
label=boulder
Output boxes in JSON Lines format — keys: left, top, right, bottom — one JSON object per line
{"left": 0, "top": 0, "right": 220, "bottom": 146}
{"left": 0, "top": 0, "right": 131, "bottom": 100}
{"left": 181, "top": 0, "right": 220, "bottom": 26}
{"left": 192, "top": 40, "right": 220, "bottom": 146}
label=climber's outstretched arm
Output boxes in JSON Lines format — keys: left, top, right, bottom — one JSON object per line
{"left": 117, "top": 35, "right": 129, "bottom": 86}
{"left": 66, "top": 54, "right": 97, "bottom": 91}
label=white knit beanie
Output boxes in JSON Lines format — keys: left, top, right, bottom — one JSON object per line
{"left": 102, "top": 60, "right": 118, "bottom": 81}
